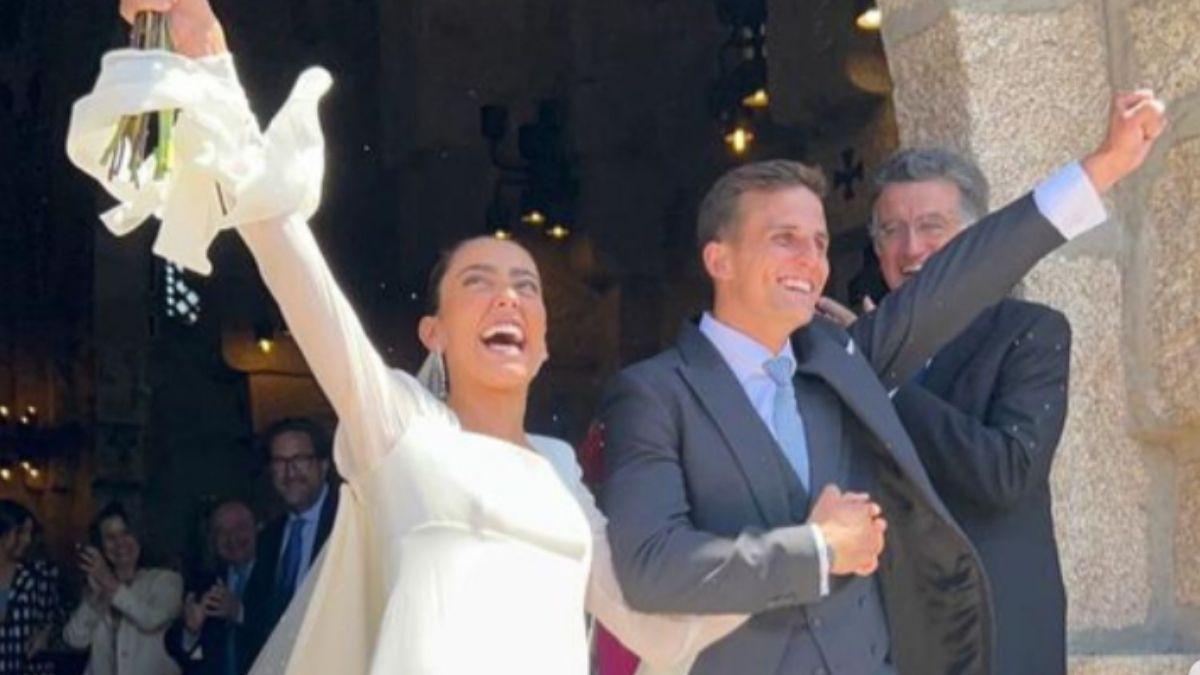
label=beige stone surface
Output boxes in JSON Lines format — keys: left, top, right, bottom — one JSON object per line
{"left": 1025, "top": 256, "right": 1153, "bottom": 631}
{"left": 1141, "top": 139, "right": 1200, "bottom": 430}
{"left": 885, "top": 2, "right": 1109, "bottom": 205}
{"left": 954, "top": 2, "right": 1110, "bottom": 205}
{"left": 1069, "top": 654, "right": 1199, "bottom": 675}
{"left": 1177, "top": 451, "right": 1200, "bottom": 607}
{"left": 1128, "top": 0, "right": 1200, "bottom": 103}
{"left": 885, "top": 12, "right": 973, "bottom": 155}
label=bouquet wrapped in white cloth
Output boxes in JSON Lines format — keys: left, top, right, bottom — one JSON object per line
{"left": 66, "top": 49, "right": 330, "bottom": 275}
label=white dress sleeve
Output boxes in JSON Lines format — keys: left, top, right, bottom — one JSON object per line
{"left": 239, "top": 217, "right": 447, "bottom": 481}
{"left": 530, "top": 437, "right": 748, "bottom": 670}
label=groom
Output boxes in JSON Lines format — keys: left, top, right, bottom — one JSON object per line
{"left": 600, "top": 93, "right": 1165, "bottom": 674}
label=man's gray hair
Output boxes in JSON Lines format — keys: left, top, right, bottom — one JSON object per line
{"left": 697, "top": 160, "right": 828, "bottom": 249}
{"left": 868, "top": 148, "right": 990, "bottom": 238}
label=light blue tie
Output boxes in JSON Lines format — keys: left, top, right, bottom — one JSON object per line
{"left": 763, "top": 356, "right": 811, "bottom": 492}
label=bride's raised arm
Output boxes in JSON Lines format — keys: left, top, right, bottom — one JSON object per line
{"left": 104, "top": 0, "right": 438, "bottom": 481}
{"left": 238, "top": 217, "right": 422, "bottom": 481}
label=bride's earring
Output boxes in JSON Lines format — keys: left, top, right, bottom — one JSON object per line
{"left": 417, "top": 349, "right": 449, "bottom": 401}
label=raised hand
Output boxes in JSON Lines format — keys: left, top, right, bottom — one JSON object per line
{"left": 1082, "top": 90, "right": 1168, "bottom": 194}
{"left": 808, "top": 484, "right": 887, "bottom": 577}
{"left": 815, "top": 297, "right": 858, "bottom": 329}
{"left": 119, "top": 0, "right": 227, "bottom": 58}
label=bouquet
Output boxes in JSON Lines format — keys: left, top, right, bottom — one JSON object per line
{"left": 99, "top": 12, "right": 177, "bottom": 185}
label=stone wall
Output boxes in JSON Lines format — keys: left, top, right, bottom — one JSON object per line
{"left": 880, "top": 0, "right": 1200, "bottom": 670}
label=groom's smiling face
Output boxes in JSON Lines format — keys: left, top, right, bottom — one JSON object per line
{"left": 706, "top": 186, "right": 830, "bottom": 343}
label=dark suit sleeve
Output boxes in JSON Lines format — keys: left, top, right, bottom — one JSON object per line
{"left": 600, "top": 369, "right": 825, "bottom": 614}
{"left": 850, "top": 195, "right": 1066, "bottom": 390}
{"left": 891, "top": 310, "right": 1071, "bottom": 512}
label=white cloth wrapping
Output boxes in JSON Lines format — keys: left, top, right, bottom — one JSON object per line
{"left": 65, "top": 49, "right": 331, "bottom": 274}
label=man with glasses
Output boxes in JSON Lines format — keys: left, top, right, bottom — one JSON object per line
{"left": 241, "top": 418, "right": 339, "bottom": 670}
{"left": 820, "top": 148, "right": 1071, "bottom": 674}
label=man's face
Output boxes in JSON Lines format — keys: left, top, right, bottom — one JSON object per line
{"left": 212, "top": 503, "right": 256, "bottom": 567}
{"left": 268, "top": 431, "right": 329, "bottom": 513}
{"left": 873, "top": 179, "right": 967, "bottom": 291}
{"left": 706, "top": 186, "right": 830, "bottom": 342}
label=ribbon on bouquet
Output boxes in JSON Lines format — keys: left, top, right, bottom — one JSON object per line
{"left": 66, "top": 49, "right": 332, "bottom": 275}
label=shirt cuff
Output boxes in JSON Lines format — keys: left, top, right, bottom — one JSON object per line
{"left": 811, "top": 524, "right": 831, "bottom": 597}
{"left": 181, "top": 628, "right": 202, "bottom": 655}
{"left": 1032, "top": 161, "right": 1108, "bottom": 240}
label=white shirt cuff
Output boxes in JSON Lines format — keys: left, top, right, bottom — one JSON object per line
{"left": 811, "top": 524, "right": 831, "bottom": 597}
{"left": 1032, "top": 161, "right": 1108, "bottom": 240}
{"left": 181, "top": 628, "right": 201, "bottom": 655}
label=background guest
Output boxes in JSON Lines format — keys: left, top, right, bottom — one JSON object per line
{"left": 0, "top": 500, "right": 63, "bottom": 674}
{"left": 165, "top": 499, "right": 257, "bottom": 675}
{"left": 64, "top": 502, "right": 183, "bottom": 675}
{"left": 239, "top": 419, "right": 338, "bottom": 667}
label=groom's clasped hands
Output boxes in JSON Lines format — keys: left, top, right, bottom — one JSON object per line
{"left": 809, "top": 485, "right": 887, "bottom": 577}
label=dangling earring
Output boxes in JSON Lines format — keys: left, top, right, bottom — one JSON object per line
{"left": 416, "top": 349, "right": 449, "bottom": 401}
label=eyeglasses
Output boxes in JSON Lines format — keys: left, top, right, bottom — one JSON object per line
{"left": 269, "top": 454, "right": 319, "bottom": 472}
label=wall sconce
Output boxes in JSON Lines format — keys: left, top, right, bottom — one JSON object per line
{"left": 741, "top": 89, "right": 769, "bottom": 110}
{"left": 856, "top": 3, "right": 881, "bottom": 31}
{"left": 724, "top": 125, "right": 755, "bottom": 155}
{"left": 254, "top": 324, "right": 275, "bottom": 355}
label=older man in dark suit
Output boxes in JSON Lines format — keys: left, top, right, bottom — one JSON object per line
{"left": 166, "top": 499, "right": 258, "bottom": 675}
{"left": 864, "top": 148, "right": 1071, "bottom": 675}
{"left": 600, "top": 92, "right": 1166, "bottom": 675}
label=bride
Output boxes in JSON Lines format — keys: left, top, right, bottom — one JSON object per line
{"left": 91, "top": 0, "right": 747, "bottom": 672}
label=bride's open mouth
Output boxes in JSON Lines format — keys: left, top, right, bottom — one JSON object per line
{"left": 480, "top": 322, "right": 526, "bottom": 357}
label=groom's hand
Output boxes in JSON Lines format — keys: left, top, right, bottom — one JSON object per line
{"left": 120, "top": 0, "right": 227, "bottom": 58}
{"left": 1082, "top": 90, "right": 1167, "bottom": 194}
{"left": 809, "top": 485, "right": 887, "bottom": 577}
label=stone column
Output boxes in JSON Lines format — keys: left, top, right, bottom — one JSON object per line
{"left": 880, "top": 0, "right": 1200, "bottom": 671}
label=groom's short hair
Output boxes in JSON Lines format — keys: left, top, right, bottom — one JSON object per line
{"left": 696, "top": 160, "right": 828, "bottom": 249}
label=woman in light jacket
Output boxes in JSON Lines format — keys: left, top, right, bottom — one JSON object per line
{"left": 64, "top": 502, "right": 182, "bottom": 675}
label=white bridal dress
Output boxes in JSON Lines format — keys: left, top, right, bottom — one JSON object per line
{"left": 66, "top": 49, "right": 746, "bottom": 675}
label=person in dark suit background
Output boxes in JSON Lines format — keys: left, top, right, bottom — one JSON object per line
{"left": 165, "top": 499, "right": 258, "bottom": 675}
{"left": 865, "top": 148, "right": 1071, "bottom": 675}
{"left": 600, "top": 91, "right": 1166, "bottom": 675}
{"left": 240, "top": 418, "right": 339, "bottom": 669}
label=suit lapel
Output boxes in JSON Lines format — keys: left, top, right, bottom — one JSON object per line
{"left": 791, "top": 324, "right": 938, "bottom": 507}
{"left": 676, "top": 323, "right": 794, "bottom": 527}
{"left": 793, "top": 371, "right": 842, "bottom": 503}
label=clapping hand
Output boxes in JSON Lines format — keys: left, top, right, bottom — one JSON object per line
{"left": 204, "top": 579, "right": 242, "bottom": 621}
{"left": 78, "top": 545, "right": 120, "bottom": 601}
{"left": 183, "top": 591, "right": 208, "bottom": 634}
